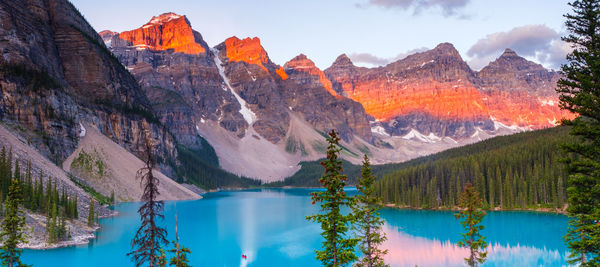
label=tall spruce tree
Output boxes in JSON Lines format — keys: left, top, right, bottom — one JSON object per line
{"left": 556, "top": 1, "right": 600, "bottom": 265}
{"left": 0, "top": 179, "right": 29, "bottom": 267}
{"left": 306, "top": 130, "right": 358, "bottom": 267}
{"left": 455, "top": 182, "right": 487, "bottom": 267}
{"left": 353, "top": 155, "right": 388, "bottom": 267}
{"left": 128, "top": 131, "right": 168, "bottom": 267}
{"left": 87, "top": 198, "right": 95, "bottom": 227}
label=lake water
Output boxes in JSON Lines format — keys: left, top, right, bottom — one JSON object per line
{"left": 22, "top": 188, "right": 570, "bottom": 266}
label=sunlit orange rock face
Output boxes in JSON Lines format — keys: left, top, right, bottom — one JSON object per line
{"left": 119, "top": 12, "right": 205, "bottom": 54}
{"left": 223, "top": 36, "right": 287, "bottom": 80}
{"left": 326, "top": 43, "right": 489, "bottom": 122}
{"left": 478, "top": 49, "right": 574, "bottom": 128}
{"left": 283, "top": 54, "right": 336, "bottom": 96}
{"left": 325, "top": 44, "right": 571, "bottom": 138}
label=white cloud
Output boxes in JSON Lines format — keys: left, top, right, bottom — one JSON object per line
{"left": 358, "top": 0, "right": 470, "bottom": 17}
{"left": 466, "top": 25, "right": 571, "bottom": 70}
{"left": 349, "top": 47, "right": 429, "bottom": 67}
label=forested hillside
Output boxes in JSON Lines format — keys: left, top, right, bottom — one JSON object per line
{"left": 374, "top": 126, "right": 570, "bottom": 210}
{"left": 273, "top": 127, "right": 570, "bottom": 211}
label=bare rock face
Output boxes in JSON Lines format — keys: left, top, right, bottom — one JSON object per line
{"left": 0, "top": 0, "right": 176, "bottom": 164}
{"left": 478, "top": 49, "right": 573, "bottom": 127}
{"left": 326, "top": 43, "right": 493, "bottom": 138}
{"left": 283, "top": 54, "right": 372, "bottom": 142}
{"left": 119, "top": 13, "right": 205, "bottom": 55}
{"left": 105, "top": 14, "right": 248, "bottom": 146}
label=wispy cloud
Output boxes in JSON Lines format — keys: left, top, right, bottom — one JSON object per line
{"left": 357, "top": 0, "right": 471, "bottom": 18}
{"left": 349, "top": 47, "right": 429, "bottom": 67}
{"left": 467, "top": 25, "right": 571, "bottom": 70}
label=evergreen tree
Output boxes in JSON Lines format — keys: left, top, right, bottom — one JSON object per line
{"left": 455, "top": 182, "right": 487, "bottom": 267}
{"left": 168, "top": 241, "right": 191, "bottom": 267}
{"left": 306, "top": 130, "right": 358, "bottom": 267}
{"left": 87, "top": 199, "right": 95, "bottom": 227}
{"left": 0, "top": 179, "right": 29, "bottom": 267}
{"left": 352, "top": 155, "right": 388, "bottom": 267}
{"left": 556, "top": 1, "right": 600, "bottom": 265}
{"left": 47, "top": 203, "right": 57, "bottom": 243}
{"left": 128, "top": 132, "right": 168, "bottom": 267}
{"left": 169, "top": 203, "right": 191, "bottom": 267}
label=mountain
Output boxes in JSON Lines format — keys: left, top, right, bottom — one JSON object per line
{"left": 0, "top": 0, "right": 205, "bottom": 248}
{"left": 104, "top": 13, "right": 376, "bottom": 180}
{"left": 478, "top": 49, "right": 570, "bottom": 128}
{"left": 325, "top": 43, "right": 493, "bottom": 139}
{"left": 102, "top": 12, "right": 571, "bottom": 181}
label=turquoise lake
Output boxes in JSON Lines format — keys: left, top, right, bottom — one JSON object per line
{"left": 22, "top": 188, "right": 570, "bottom": 266}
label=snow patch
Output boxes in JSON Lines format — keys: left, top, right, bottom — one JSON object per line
{"left": 490, "top": 116, "right": 531, "bottom": 132}
{"left": 147, "top": 14, "right": 182, "bottom": 25}
{"left": 211, "top": 48, "right": 257, "bottom": 125}
{"left": 79, "top": 123, "right": 86, "bottom": 137}
{"left": 420, "top": 60, "right": 435, "bottom": 68}
{"left": 371, "top": 126, "right": 390, "bottom": 137}
{"left": 401, "top": 129, "right": 441, "bottom": 143}
{"left": 200, "top": 118, "right": 206, "bottom": 124}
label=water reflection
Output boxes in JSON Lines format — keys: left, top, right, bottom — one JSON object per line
{"left": 382, "top": 225, "right": 569, "bottom": 267}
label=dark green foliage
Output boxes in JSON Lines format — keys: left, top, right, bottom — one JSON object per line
{"left": 0, "top": 178, "right": 29, "bottom": 267}
{"left": 168, "top": 241, "right": 191, "bottom": 267}
{"left": 374, "top": 127, "right": 570, "bottom": 209}
{"left": 267, "top": 159, "right": 362, "bottom": 187}
{"left": 173, "top": 144, "right": 260, "bottom": 190}
{"left": 556, "top": 1, "right": 600, "bottom": 265}
{"left": 353, "top": 155, "right": 388, "bottom": 267}
{"left": 0, "top": 63, "right": 61, "bottom": 92}
{"left": 68, "top": 174, "right": 111, "bottom": 205}
{"left": 0, "top": 146, "right": 78, "bottom": 246}
{"left": 455, "top": 182, "right": 487, "bottom": 267}
{"left": 87, "top": 199, "right": 95, "bottom": 227}
{"left": 307, "top": 130, "right": 358, "bottom": 266}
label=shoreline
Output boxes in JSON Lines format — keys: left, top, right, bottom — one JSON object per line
{"left": 382, "top": 203, "right": 568, "bottom": 215}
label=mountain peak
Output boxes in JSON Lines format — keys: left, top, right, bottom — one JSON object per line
{"left": 118, "top": 13, "right": 205, "bottom": 54}
{"left": 285, "top": 54, "right": 335, "bottom": 95}
{"left": 331, "top": 54, "right": 354, "bottom": 67}
{"left": 432, "top": 42, "right": 461, "bottom": 57}
{"left": 220, "top": 36, "right": 287, "bottom": 79}
{"left": 222, "top": 36, "right": 269, "bottom": 71}
{"left": 499, "top": 48, "right": 519, "bottom": 58}
{"left": 145, "top": 12, "right": 185, "bottom": 26}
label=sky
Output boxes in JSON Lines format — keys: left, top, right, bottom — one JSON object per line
{"left": 70, "top": 0, "right": 571, "bottom": 70}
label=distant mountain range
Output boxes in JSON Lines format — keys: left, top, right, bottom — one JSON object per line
{"left": 0, "top": 2, "right": 571, "bottom": 187}
{"left": 99, "top": 12, "right": 572, "bottom": 180}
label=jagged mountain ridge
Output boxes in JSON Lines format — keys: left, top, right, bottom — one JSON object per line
{"left": 101, "top": 12, "right": 571, "bottom": 180}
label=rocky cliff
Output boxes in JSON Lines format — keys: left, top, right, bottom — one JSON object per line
{"left": 325, "top": 43, "right": 493, "bottom": 138}
{"left": 478, "top": 49, "right": 572, "bottom": 127}
{"left": 0, "top": 0, "right": 177, "bottom": 166}
{"left": 325, "top": 44, "right": 571, "bottom": 139}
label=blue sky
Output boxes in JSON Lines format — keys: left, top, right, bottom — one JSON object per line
{"left": 71, "top": 0, "right": 571, "bottom": 70}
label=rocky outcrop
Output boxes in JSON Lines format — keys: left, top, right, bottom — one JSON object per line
{"left": 326, "top": 43, "right": 493, "bottom": 138}
{"left": 0, "top": 0, "right": 176, "bottom": 170}
{"left": 119, "top": 13, "right": 205, "bottom": 54}
{"left": 283, "top": 54, "right": 372, "bottom": 142}
{"left": 478, "top": 49, "right": 572, "bottom": 127}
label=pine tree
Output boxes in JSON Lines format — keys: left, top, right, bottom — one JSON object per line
{"left": 47, "top": 203, "right": 58, "bottom": 243}
{"left": 0, "top": 179, "right": 29, "bottom": 267}
{"left": 169, "top": 203, "right": 191, "bottom": 267}
{"left": 353, "top": 155, "right": 388, "bottom": 267}
{"left": 556, "top": 1, "right": 600, "bottom": 265}
{"left": 128, "top": 131, "right": 168, "bottom": 267}
{"left": 88, "top": 198, "right": 95, "bottom": 227}
{"left": 306, "top": 130, "right": 358, "bottom": 267}
{"left": 455, "top": 182, "right": 487, "bottom": 267}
